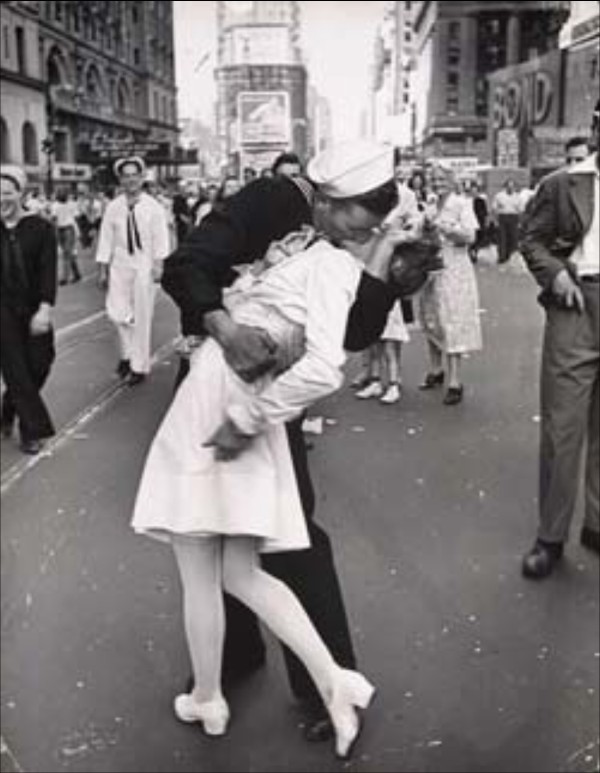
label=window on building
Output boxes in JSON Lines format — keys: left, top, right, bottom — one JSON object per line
{"left": 22, "top": 122, "right": 38, "bottom": 165}
{"left": 134, "top": 48, "right": 140, "bottom": 66}
{"left": 15, "top": 27, "right": 26, "bottom": 75}
{"left": 132, "top": 5, "right": 139, "bottom": 24}
{"left": 54, "top": 130, "right": 68, "bottom": 163}
{"left": 449, "top": 21, "right": 460, "bottom": 41}
{"left": 447, "top": 71, "right": 459, "bottom": 88}
{"left": 448, "top": 50, "right": 460, "bottom": 66}
{"left": 3, "top": 26, "right": 9, "bottom": 60}
{"left": 447, "top": 96, "right": 459, "bottom": 115}
{"left": 0, "top": 117, "right": 10, "bottom": 163}
{"left": 55, "top": 2, "right": 63, "bottom": 23}
{"left": 73, "top": 8, "right": 80, "bottom": 33}
{"left": 154, "top": 92, "right": 159, "bottom": 120}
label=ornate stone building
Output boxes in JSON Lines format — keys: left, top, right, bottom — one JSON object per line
{"left": 1, "top": 0, "right": 179, "bottom": 188}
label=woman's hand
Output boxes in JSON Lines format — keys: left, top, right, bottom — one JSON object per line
{"left": 203, "top": 419, "right": 254, "bottom": 461}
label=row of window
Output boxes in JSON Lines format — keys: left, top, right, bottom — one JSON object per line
{"left": 0, "top": 117, "right": 39, "bottom": 166}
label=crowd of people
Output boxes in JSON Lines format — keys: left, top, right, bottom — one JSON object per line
{"left": 0, "top": 101, "right": 598, "bottom": 762}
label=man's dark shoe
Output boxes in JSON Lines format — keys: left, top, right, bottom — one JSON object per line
{"left": 580, "top": 528, "right": 600, "bottom": 555}
{"left": 116, "top": 360, "right": 131, "bottom": 379}
{"left": 419, "top": 372, "right": 445, "bottom": 390}
{"left": 522, "top": 541, "right": 564, "bottom": 580}
{"left": 20, "top": 439, "right": 44, "bottom": 456}
{"left": 127, "top": 372, "right": 147, "bottom": 387}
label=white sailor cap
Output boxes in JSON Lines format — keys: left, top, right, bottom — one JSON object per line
{"left": 113, "top": 156, "right": 146, "bottom": 178}
{"left": 307, "top": 140, "right": 395, "bottom": 199}
{"left": 0, "top": 164, "right": 27, "bottom": 192}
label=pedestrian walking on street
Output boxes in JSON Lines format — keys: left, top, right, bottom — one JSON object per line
{"left": 133, "top": 141, "right": 401, "bottom": 759}
{"left": 95, "top": 157, "right": 170, "bottom": 386}
{"left": 0, "top": 165, "right": 57, "bottom": 456}
{"left": 53, "top": 188, "right": 81, "bottom": 285}
{"left": 493, "top": 179, "right": 523, "bottom": 265}
{"left": 520, "top": 102, "right": 600, "bottom": 580}
{"left": 418, "top": 165, "right": 482, "bottom": 406}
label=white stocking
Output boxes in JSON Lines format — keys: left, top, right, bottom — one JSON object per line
{"left": 172, "top": 535, "right": 225, "bottom": 704}
{"left": 222, "top": 537, "right": 337, "bottom": 703}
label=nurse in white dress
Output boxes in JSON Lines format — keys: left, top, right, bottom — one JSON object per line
{"left": 131, "top": 141, "right": 400, "bottom": 759}
{"left": 96, "top": 157, "right": 170, "bottom": 384}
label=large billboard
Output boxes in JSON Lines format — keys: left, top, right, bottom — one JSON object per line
{"left": 238, "top": 91, "right": 291, "bottom": 146}
{"left": 231, "top": 25, "right": 291, "bottom": 65}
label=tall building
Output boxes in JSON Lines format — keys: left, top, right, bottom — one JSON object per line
{"left": 1, "top": 1, "right": 47, "bottom": 184}
{"left": 409, "top": 0, "right": 570, "bottom": 161}
{"left": 307, "top": 85, "right": 332, "bottom": 156}
{"left": 215, "top": 0, "right": 308, "bottom": 174}
{"left": 1, "top": 0, "right": 179, "bottom": 190}
{"left": 369, "top": 1, "right": 416, "bottom": 149}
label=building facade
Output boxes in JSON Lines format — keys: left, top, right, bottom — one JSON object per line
{"left": 409, "top": 0, "right": 570, "bottom": 161}
{"left": 215, "top": 0, "right": 308, "bottom": 174}
{"left": 1, "top": 0, "right": 179, "bottom": 190}
{"left": 1, "top": 0, "right": 47, "bottom": 185}
{"left": 488, "top": 1, "right": 599, "bottom": 180}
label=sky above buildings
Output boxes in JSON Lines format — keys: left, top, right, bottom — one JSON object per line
{"left": 174, "top": 0, "right": 387, "bottom": 141}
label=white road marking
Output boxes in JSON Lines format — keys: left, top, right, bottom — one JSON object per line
{"left": 55, "top": 310, "right": 107, "bottom": 343}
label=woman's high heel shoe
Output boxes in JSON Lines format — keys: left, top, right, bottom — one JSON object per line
{"left": 326, "top": 670, "right": 376, "bottom": 760}
{"left": 173, "top": 694, "right": 230, "bottom": 736}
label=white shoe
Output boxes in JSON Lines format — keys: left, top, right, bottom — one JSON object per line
{"left": 380, "top": 384, "right": 402, "bottom": 405}
{"left": 356, "top": 381, "right": 384, "bottom": 400}
{"left": 326, "top": 670, "right": 376, "bottom": 759}
{"left": 173, "top": 694, "right": 230, "bottom": 736}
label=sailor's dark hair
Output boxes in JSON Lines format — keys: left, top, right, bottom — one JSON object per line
{"left": 346, "top": 178, "right": 399, "bottom": 218}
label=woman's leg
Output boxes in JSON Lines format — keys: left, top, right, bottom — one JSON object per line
{"left": 223, "top": 537, "right": 373, "bottom": 757}
{"left": 223, "top": 537, "right": 336, "bottom": 698}
{"left": 427, "top": 340, "right": 444, "bottom": 375}
{"left": 172, "top": 535, "right": 225, "bottom": 704}
{"left": 384, "top": 341, "right": 402, "bottom": 385}
{"left": 447, "top": 354, "right": 462, "bottom": 389}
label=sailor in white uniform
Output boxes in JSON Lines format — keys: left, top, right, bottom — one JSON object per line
{"left": 96, "top": 157, "right": 170, "bottom": 385}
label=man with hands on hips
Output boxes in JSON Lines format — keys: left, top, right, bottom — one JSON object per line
{"left": 520, "top": 101, "right": 600, "bottom": 578}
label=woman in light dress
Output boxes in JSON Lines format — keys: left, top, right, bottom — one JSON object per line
{"left": 131, "top": 143, "right": 399, "bottom": 759}
{"left": 418, "top": 164, "right": 483, "bottom": 405}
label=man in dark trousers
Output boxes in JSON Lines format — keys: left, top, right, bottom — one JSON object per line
{"left": 520, "top": 102, "right": 599, "bottom": 579}
{"left": 1, "top": 165, "right": 58, "bottom": 455}
{"left": 162, "top": 145, "right": 399, "bottom": 741}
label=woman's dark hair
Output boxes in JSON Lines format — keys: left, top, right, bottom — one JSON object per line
{"left": 350, "top": 179, "right": 398, "bottom": 217}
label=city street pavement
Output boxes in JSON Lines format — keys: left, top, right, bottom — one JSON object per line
{"left": 1, "top": 250, "right": 598, "bottom": 773}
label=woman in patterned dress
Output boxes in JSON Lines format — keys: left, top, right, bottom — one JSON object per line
{"left": 418, "top": 164, "right": 483, "bottom": 405}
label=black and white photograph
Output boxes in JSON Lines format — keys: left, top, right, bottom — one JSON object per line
{"left": 1, "top": 2, "right": 599, "bottom": 771}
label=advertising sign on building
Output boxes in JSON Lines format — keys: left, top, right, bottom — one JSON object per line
{"left": 231, "top": 26, "right": 291, "bottom": 65}
{"left": 238, "top": 91, "right": 291, "bottom": 146}
{"left": 496, "top": 129, "right": 520, "bottom": 168}
{"left": 489, "top": 50, "right": 563, "bottom": 169}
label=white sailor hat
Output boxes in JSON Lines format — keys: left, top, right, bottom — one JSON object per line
{"left": 0, "top": 164, "right": 27, "bottom": 192}
{"left": 307, "top": 140, "right": 395, "bottom": 199}
{"left": 113, "top": 156, "right": 146, "bottom": 178}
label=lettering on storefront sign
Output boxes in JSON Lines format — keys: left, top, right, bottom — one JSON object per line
{"left": 492, "top": 71, "right": 555, "bottom": 130}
